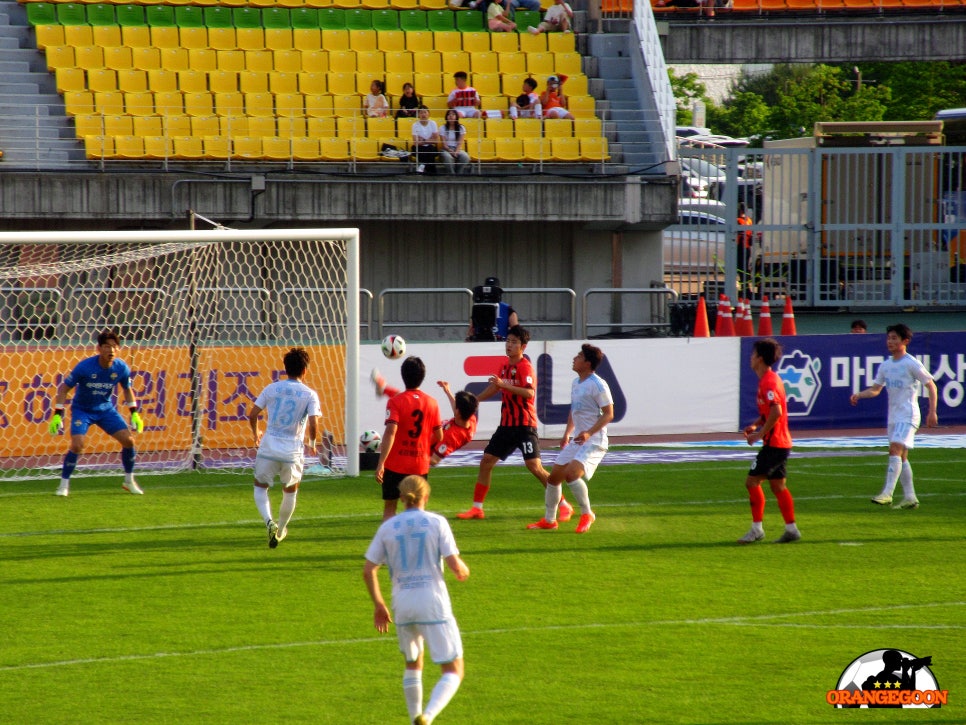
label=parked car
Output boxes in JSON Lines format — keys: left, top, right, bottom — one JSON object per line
{"left": 679, "top": 156, "right": 727, "bottom": 199}
{"left": 676, "top": 125, "right": 712, "bottom": 138}
{"left": 663, "top": 208, "right": 728, "bottom": 275}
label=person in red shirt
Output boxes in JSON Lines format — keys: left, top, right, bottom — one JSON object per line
{"left": 736, "top": 202, "right": 754, "bottom": 297}
{"left": 372, "top": 373, "right": 479, "bottom": 466}
{"left": 738, "top": 338, "right": 801, "bottom": 544}
{"left": 375, "top": 356, "right": 443, "bottom": 521}
{"left": 457, "top": 325, "right": 573, "bottom": 521}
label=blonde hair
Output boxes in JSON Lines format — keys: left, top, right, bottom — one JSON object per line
{"left": 399, "top": 475, "right": 430, "bottom": 508}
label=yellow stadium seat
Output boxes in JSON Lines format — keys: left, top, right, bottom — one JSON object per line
{"left": 543, "top": 118, "right": 573, "bottom": 138}
{"left": 351, "top": 137, "right": 381, "bottom": 161}
{"left": 150, "top": 26, "right": 181, "bottom": 50}
{"left": 300, "top": 50, "right": 329, "bottom": 73}
{"left": 550, "top": 136, "right": 580, "bottom": 161}
{"left": 84, "top": 135, "right": 113, "bottom": 160}
{"left": 34, "top": 25, "right": 66, "bottom": 51}
{"left": 277, "top": 116, "right": 308, "bottom": 137}
{"left": 237, "top": 28, "right": 266, "bottom": 51}
{"left": 366, "top": 116, "right": 396, "bottom": 138}
{"left": 122, "top": 25, "right": 152, "bottom": 49}
{"left": 546, "top": 33, "right": 575, "bottom": 53}
{"left": 513, "top": 117, "right": 541, "bottom": 138}
{"left": 143, "top": 135, "right": 174, "bottom": 159}
{"left": 247, "top": 115, "right": 277, "bottom": 137}
{"left": 377, "top": 30, "right": 405, "bottom": 51}
{"left": 337, "top": 116, "right": 366, "bottom": 138}
{"left": 470, "top": 50, "right": 498, "bottom": 74}
{"left": 270, "top": 72, "right": 300, "bottom": 94}
{"left": 179, "top": 27, "right": 209, "bottom": 52}
{"left": 186, "top": 49, "right": 217, "bottom": 74}
{"left": 209, "top": 71, "right": 239, "bottom": 94}
{"left": 232, "top": 136, "right": 263, "bottom": 160}
{"left": 163, "top": 114, "right": 192, "bottom": 137}
{"left": 94, "top": 90, "right": 125, "bottom": 115}
{"left": 567, "top": 94, "right": 595, "bottom": 116}
{"left": 497, "top": 52, "right": 526, "bottom": 76}
{"left": 356, "top": 50, "right": 385, "bottom": 75}
{"left": 274, "top": 49, "right": 303, "bottom": 73}
{"left": 466, "top": 137, "right": 495, "bottom": 161}
{"left": 293, "top": 28, "right": 323, "bottom": 51}
{"left": 522, "top": 135, "right": 546, "bottom": 161}
{"left": 328, "top": 49, "right": 357, "bottom": 73}
{"left": 119, "top": 70, "right": 149, "bottom": 94}
{"left": 573, "top": 117, "right": 603, "bottom": 137}
{"left": 104, "top": 47, "right": 134, "bottom": 72}
{"left": 240, "top": 71, "right": 270, "bottom": 94}
{"left": 461, "top": 33, "right": 490, "bottom": 54}
{"left": 131, "top": 47, "right": 161, "bottom": 72}
{"left": 245, "top": 92, "right": 275, "bottom": 116}
{"left": 489, "top": 32, "right": 518, "bottom": 53}
{"left": 64, "top": 90, "right": 95, "bottom": 116}
{"left": 580, "top": 136, "right": 610, "bottom": 162}
{"left": 103, "top": 114, "right": 134, "bottom": 137}
{"left": 183, "top": 92, "right": 214, "bottom": 116}
{"left": 305, "top": 93, "right": 335, "bottom": 117}
{"left": 433, "top": 31, "right": 461, "bottom": 53}
{"left": 460, "top": 117, "right": 482, "bottom": 139}
{"left": 204, "top": 136, "right": 232, "bottom": 159}
{"left": 160, "top": 48, "right": 190, "bottom": 73}
{"left": 265, "top": 28, "right": 294, "bottom": 50}
{"left": 421, "top": 94, "right": 447, "bottom": 113}
{"left": 494, "top": 136, "right": 524, "bottom": 161}
{"left": 173, "top": 136, "right": 204, "bottom": 159}
{"left": 412, "top": 50, "right": 442, "bottom": 75}
{"left": 308, "top": 116, "right": 337, "bottom": 136}
{"left": 216, "top": 50, "right": 246, "bottom": 74}
{"left": 56, "top": 67, "right": 86, "bottom": 94}
{"left": 405, "top": 30, "right": 434, "bottom": 52}
{"left": 178, "top": 70, "right": 208, "bottom": 94}
{"left": 471, "top": 73, "right": 501, "bottom": 98}
{"left": 440, "top": 50, "right": 469, "bottom": 76}
{"left": 327, "top": 71, "right": 357, "bottom": 95}
{"left": 526, "top": 52, "right": 555, "bottom": 77}
{"left": 299, "top": 72, "right": 328, "bottom": 95}
{"left": 208, "top": 27, "right": 238, "bottom": 52}
{"left": 245, "top": 50, "right": 274, "bottom": 73}
{"left": 349, "top": 29, "right": 378, "bottom": 51}
{"left": 292, "top": 137, "right": 323, "bottom": 160}
{"left": 384, "top": 50, "right": 413, "bottom": 74}
{"left": 420, "top": 0, "right": 448, "bottom": 9}
{"left": 518, "top": 32, "right": 547, "bottom": 53}
{"left": 191, "top": 115, "right": 220, "bottom": 138}
{"left": 397, "top": 116, "right": 417, "bottom": 139}
{"left": 275, "top": 92, "right": 305, "bottom": 117}
{"left": 554, "top": 52, "right": 582, "bottom": 76}
{"left": 88, "top": 69, "right": 118, "bottom": 93}
{"left": 64, "top": 26, "right": 94, "bottom": 48}
{"left": 74, "top": 114, "right": 105, "bottom": 138}
{"left": 485, "top": 117, "right": 513, "bottom": 138}
{"left": 45, "top": 45, "right": 75, "bottom": 71}
{"left": 412, "top": 72, "right": 443, "bottom": 96}
{"left": 321, "top": 29, "right": 350, "bottom": 51}
{"left": 320, "top": 137, "right": 350, "bottom": 161}
{"left": 75, "top": 46, "right": 105, "bottom": 72}
{"left": 133, "top": 115, "right": 164, "bottom": 138}
{"left": 219, "top": 114, "right": 249, "bottom": 136}
{"left": 153, "top": 91, "right": 184, "bottom": 115}
{"left": 261, "top": 136, "right": 292, "bottom": 161}
{"left": 214, "top": 91, "right": 245, "bottom": 116}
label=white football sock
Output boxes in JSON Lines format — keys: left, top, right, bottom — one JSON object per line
{"left": 253, "top": 485, "right": 272, "bottom": 524}
{"left": 751, "top": 521, "right": 764, "bottom": 535}
{"left": 544, "top": 483, "right": 561, "bottom": 522}
{"left": 881, "top": 455, "right": 902, "bottom": 497}
{"left": 899, "top": 460, "right": 916, "bottom": 500}
{"left": 278, "top": 489, "right": 298, "bottom": 531}
{"left": 423, "top": 672, "right": 461, "bottom": 723}
{"left": 566, "top": 477, "right": 592, "bottom": 515}
{"left": 402, "top": 670, "right": 423, "bottom": 721}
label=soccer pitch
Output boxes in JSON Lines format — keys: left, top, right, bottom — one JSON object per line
{"left": 2, "top": 449, "right": 963, "bottom": 724}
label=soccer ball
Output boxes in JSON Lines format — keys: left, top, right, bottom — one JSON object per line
{"left": 360, "top": 430, "right": 381, "bottom": 452}
{"left": 381, "top": 334, "right": 406, "bottom": 360}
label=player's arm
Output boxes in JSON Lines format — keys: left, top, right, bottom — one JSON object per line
{"left": 306, "top": 414, "right": 319, "bottom": 455}
{"left": 746, "top": 403, "right": 781, "bottom": 445}
{"left": 560, "top": 411, "right": 574, "bottom": 448}
{"left": 49, "top": 381, "right": 72, "bottom": 435}
{"left": 121, "top": 384, "right": 144, "bottom": 433}
{"left": 444, "top": 553, "right": 470, "bottom": 582}
{"left": 488, "top": 376, "right": 534, "bottom": 400}
{"left": 375, "top": 420, "right": 398, "bottom": 483}
{"left": 576, "top": 403, "right": 614, "bottom": 444}
{"left": 924, "top": 378, "right": 939, "bottom": 427}
{"left": 248, "top": 403, "right": 264, "bottom": 447}
{"left": 850, "top": 382, "right": 884, "bottom": 405}
{"left": 432, "top": 424, "right": 444, "bottom": 446}
{"left": 475, "top": 381, "right": 501, "bottom": 402}
{"left": 437, "top": 380, "right": 457, "bottom": 414}
{"left": 363, "top": 560, "right": 393, "bottom": 632}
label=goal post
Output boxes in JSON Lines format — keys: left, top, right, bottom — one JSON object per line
{"left": 0, "top": 228, "right": 360, "bottom": 481}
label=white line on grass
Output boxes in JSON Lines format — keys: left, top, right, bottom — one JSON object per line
{"left": 2, "top": 601, "right": 962, "bottom": 673}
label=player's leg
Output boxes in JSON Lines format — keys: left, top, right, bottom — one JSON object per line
{"left": 768, "top": 477, "right": 801, "bottom": 543}
{"left": 873, "top": 424, "right": 909, "bottom": 505}
{"left": 105, "top": 411, "right": 143, "bottom": 494}
{"left": 253, "top": 457, "right": 279, "bottom": 546}
{"left": 738, "top": 472, "right": 767, "bottom": 544}
{"left": 420, "top": 621, "right": 464, "bottom": 724}
{"left": 519, "top": 427, "right": 574, "bottom": 520}
{"left": 55, "top": 429, "right": 87, "bottom": 496}
{"left": 398, "top": 626, "right": 425, "bottom": 722}
{"left": 371, "top": 368, "right": 401, "bottom": 399}
{"left": 458, "top": 430, "right": 511, "bottom": 519}
{"left": 890, "top": 425, "right": 919, "bottom": 508}
{"left": 528, "top": 460, "right": 566, "bottom": 529}
{"left": 382, "top": 470, "right": 405, "bottom": 521}
{"left": 568, "top": 444, "right": 606, "bottom": 533}
{"left": 276, "top": 463, "right": 301, "bottom": 543}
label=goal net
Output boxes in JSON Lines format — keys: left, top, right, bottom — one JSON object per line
{"left": 0, "top": 228, "right": 360, "bottom": 482}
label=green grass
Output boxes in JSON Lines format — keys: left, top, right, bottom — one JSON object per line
{"left": 1, "top": 450, "right": 964, "bottom": 724}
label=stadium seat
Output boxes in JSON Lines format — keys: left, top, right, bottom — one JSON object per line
{"left": 366, "top": 116, "right": 396, "bottom": 138}
{"left": 512, "top": 117, "right": 541, "bottom": 137}
{"left": 184, "top": 91, "right": 214, "bottom": 116}
{"left": 466, "top": 137, "right": 495, "bottom": 161}
{"left": 320, "top": 137, "right": 350, "bottom": 161}
{"left": 26, "top": 3, "right": 58, "bottom": 28}
{"left": 245, "top": 50, "right": 274, "bottom": 73}
{"left": 550, "top": 136, "right": 580, "bottom": 161}
{"left": 518, "top": 31, "right": 547, "bottom": 54}
{"left": 203, "top": 135, "right": 231, "bottom": 160}
{"left": 349, "top": 28, "right": 378, "bottom": 51}
{"left": 214, "top": 90, "right": 244, "bottom": 115}
{"left": 209, "top": 70, "right": 239, "bottom": 95}
{"left": 191, "top": 114, "right": 220, "bottom": 138}
{"left": 172, "top": 136, "right": 204, "bottom": 159}
{"left": 345, "top": 8, "right": 373, "bottom": 29}
{"left": 440, "top": 50, "right": 469, "bottom": 75}
{"left": 146, "top": 5, "right": 176, "bottom": 28}
{"left": 74, "top": 113, "right": 105, "bottom": 139}
{"left": 567, "top": 94, "right": 595, "bottom": 116}
{"left": 118, "top": 69, "right": 148, "bottom": 93}
{"left": 88, "top": 69, "right": 119, "bottom": 93}
{"left": 157, "top": 49, "right": 188, "bottom": 73}
{"left": 150, "top": 26, "right": 181, "bottom": 51}
{"left": 178, "top": 69, "right": 208, "bottom": 94}
{"left": 489, "top": 32, "right": 519, "bottom": 54}
{"left": 580, "top": 136, "right": 610, "bottom": 161}
{"left": 485, "top": 117, "right": 513, "bottom": 138}
{"left": 332, "top": 93, "right": 360, "bottom": 116}
{"left": 274, "top": 49, "right": 303, "bottom": 73}
{"left": 305, "top": 93, "right": 335, "bottom": 116}
{"left": 420, "top": 0, "right": 449, "bottom": 9}
{"left": 55, "top": 67, "right": 85, "bottom": 94}
{"left": 461, "top": 32, "right": 490, "bottom": 54}
{"left": 291, "top": 7, "right": 321, "bottom": 28}
{"left": 522, "top": 135, "right": 546, "bottom": 161}
{"left": 460, "top": 116, "right": 482, "bottom": 139}
{"left": 494, "top": 136, "right": 524, "bottom": 161}
{"left": 153, "top": 90, "right": 184, "bottom": 115}
{"left": 307, "top": 116, "right": 337, "bottom": 136}
{"left": 351, "top": 137, "right": 382, "bottom": 161}
{"left": 232, "top": 136, "right": 263, "bottom": 160}
{"left": 472, "top": 73, "right": 501, "bottom": 97}
{"left": 203, "top": 6, "right": 233, "bottom": 28}
{"left": 247, "top": 114, "right": 277, "bottom": 137}
{"left": 386, "top": 71, "right": 415, "bottom": 96}
{"left": 179, "top": 27, "right": 209, "bottom": 52}
{"left": 427, "top": 10, "right": 455, "bottom": 32}
{"left": 175, "top": 6, "right": 205, "bottom": 28}
{"left": 554, "top": 52, "right": 582, "bottom": 76}
{"left": 92, "top": 25, "right": 123, "bottom": 49}
{"left": 276, "top": 92, "right": 305, "bottom": 117}
{"left": 233, "top": 7, "right": 263, "bottom": 28}
{"left": 162, "top": 114, "right": 192, "bottom": 137}
{"left": 84, "top": 135, "right": 113, "bottom": 160}
{"left": 371, "top": 9, "right": 399, "bottom": 29}
{"left": 292, "top": 137, "right": 322, "bottom": 160}
{"left": 377, "top": 30, "right": 406, "bottom": 51}
{"left": 399, "top": 9, "right": 429, "bottom": 30}
{"left": 245, "top": 92, "right": 274, "bottom": 116}
{"left": 526, "top": 52, "right": 555, "bottom": 77}
{"left": 456, "top": 12, "right": 484, "bottom": 32}
{"left": 94, "top": 90, "right": 125, "bottom": 115}
{"left": 356, "top": 49, "right": 385, "bottom": 74}
{"left": 131, "top": 47, "right": 161, "bottom": 71}
{"left": 294, "top": 28, "right": 323, "bottom": 51}
{"left": 239, "top": 71, "right": 269, "bottom": 94}
{"left": 186, "top": 48, "right": 218, "bottom": 73}
{"left": 270, "top": 72, "right": 300, "bottom": 95}
{"left": 413, "top": 51, "right": 442, "bottom": 74}
{"left": 546, "top": 33, "right": 575, "bottom": 53}
{"left": 413, "top": 71, "right": 443, "bottom": 96}
{"left": 56, "top": 3, "right": 87, "bottom": 27}
{"left": 421, "top": 93, "right": 447, "bottom": 113}
{"left": 391, "top": 0, "right": 420, "bottom": 9}
{"left": 299, "top": 71, "right": 328, "bottom": 94}
{"left": 337, "top": 116, "right": 367, "bottom": 138}
{"left": 143, "top": 135, "right": 173, "bottom": 159}
{"left": 277, "top": 115, "right": 308, "bottom": 137}
{"left": 34, "top": 24, "right": 66, "bottom": 51}
{"left": 64, "top": 90, "right": 95, "bottom": 116}
{"left": 261, "top": 7, "right": 292, "bottom": 28}
{"left": 45, "top": 46, "right": 75, "bottom": 71}
{"left": 266, "top": 28, "right": 294, "bottom": 50}
{"left": 573, "top": 117, "right": 603, "bottom": 137}
{"left": 216, "top": 50, "right": 245, "bottom": 73}
{"left": 328, "top": 71, "right": 357, "bottom": 95}
{"left": 74, "top": 46, "right": 105, "bottom": 72}
{"left": 321, "top": 29, "right": 351, "bottom": 51}
{"left": 543, "top": 118, "right": 573, "bottom": 138}
{"left": 514, "top": 9, "right": 541, "bottom": 27}
{"left": 561, "top": 74, "right": 588, "bottom": 96}
{"left": 384, "top": 50, "right": 413, "bottom": 74}
{"left": 237, "top": 28, "right": 266, "bottom": 51}
{"left": 318, "top": 8, "right": 348, "bottom": 29}
{"left": 133, "top": 115, "right": 164, "bottom": 138}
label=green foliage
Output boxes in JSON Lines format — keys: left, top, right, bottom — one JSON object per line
{"left": 668, "top": 67, "right": 713, "bottom": 125}
{"left": 2, "top": 452, "right": 964, "bottom": 723}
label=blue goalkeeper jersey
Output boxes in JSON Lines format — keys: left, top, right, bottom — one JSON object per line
{"left": 63, "top": 355, "right": 133, "bottom": 412}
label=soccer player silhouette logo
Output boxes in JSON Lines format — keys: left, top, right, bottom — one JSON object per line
{"left": 860, "top": 650, "right": 932, "bottom": 708}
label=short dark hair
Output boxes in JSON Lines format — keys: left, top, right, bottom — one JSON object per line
{"left": 516, "top": 93, "right": 531, "bottom": 108}
{"left": 97, "top": 329, "right": 120, "bottom": 347}
{"left": 753, "top": 338, "right": 783, "bottom": 367}
{"left": 454, "top": 71, "right": 468, "bottom": 80}
{"left": 507, "top": 325, "right": 529, "bottom": 346}
{"left": 850, "top": 319, "right": 867, "bottom": 331}
{"left": 581, "top": 343, "right": 604, "bottom": 371}
{"left": 887, "top": 323, "right": 913, "bottom": 342}
{"left": 523, "top": 77, "right": 537, "bottom": 91}
{"left": 283, "top": 347, "right": 310, "bottom": 377}
{"left": 454, "top": 390, "right": 478, "bottom": 420}
{"left": 401, "top": 356, "right": 427, "bottom": 389}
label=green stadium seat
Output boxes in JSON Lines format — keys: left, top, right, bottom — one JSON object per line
{"left": 345, "top": 9, "right": 373, "bottom": 30}
{"left": 455, "top": 11, "right": 485, "bottom": 32}
{"left": 514, "top": 9, "right": 541, "bottom": 27}
{"left": 427, "top": 9, "right": 455, "bottom": 31}
{"left": 26, "top": 3, "right": 57, "bottom": 27}
{"left": 399, "top": 9, "right": 429, "bottom": 30}
{"left": 233, "top": 8, "right": 263, "bottom": 29}
{"left": 175, "top": 6, "right": 205, "bottom": 28}
{"left": 146, "top": 6, "right": 176, "bottom": 27}
{"left": 291, "top": 8, "right": 321, "bottom": 29}
{"left": 87, "top": 4, "right": 116, "bottom": 27}
{"left": 318, "top": 8, "right": 347, "bottom": 29}
{"left": 115, "top": 5, "right": 146, "bottom": 28}
{"left": 371, "top": 9, "right": 399, "bottom": 30}
{"left": 56, "top": 4, "right": 87, "bottom": 26}
{"left": 263, "top": 8, "right": 292, "bottom": 29}
{"left": 204, "top": 7, "right": 234, "bottom": 29}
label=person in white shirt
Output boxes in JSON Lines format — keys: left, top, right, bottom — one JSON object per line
{"left": 508, "top": 77, "right": 542, "bottom": 120}
{"left": 528, "top": 343, "right": 614, "bottom": 533}
{"left": 439, "top": 109, "right": 470, "bottom": 175}
{"left": 850, "top": 323, "right": 938, "bottom": 509}
{"left": 411, "top": 105, "right": 439, "bottom": 174}
{"left": 364, "top": 475, "right": 470, "bottom": 725}
{"left": 248, "top": 347, "right": 321, "bottom": 548}
{"left": 527, "top": 0, "right": 573, "bottom": 34}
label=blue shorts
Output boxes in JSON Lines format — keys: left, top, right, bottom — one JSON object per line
{"left": 70, "top": 407, "right": 129, "bottom": 437}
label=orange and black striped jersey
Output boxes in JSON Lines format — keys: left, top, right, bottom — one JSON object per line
{"left": 497, "top": 356, "right": 538, "bottom": 427}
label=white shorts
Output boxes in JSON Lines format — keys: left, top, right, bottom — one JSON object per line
{"left": 454, "top": 107, "right": 480, "bottom": 119}
{"left": 887, "top": 420, "right": 918, "bottom": 449}
{"left": 554, "top": 440, "right": 607, "bottom": 481}
{"left": 397, "top": 620, "right": 463, "bottom": 665}
{"left": 543, "top": 107, "right": 571, "bottom": 119}
{"left": 253, "top": 455, "right": 304, "bottom": 487}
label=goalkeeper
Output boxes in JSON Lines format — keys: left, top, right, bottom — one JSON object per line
{"left": 49, "top": 329, "right": 145, "bottom": 497}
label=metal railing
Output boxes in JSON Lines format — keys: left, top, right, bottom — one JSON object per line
{"left": 582, "top": 287, "right": 678, "bottom": 337}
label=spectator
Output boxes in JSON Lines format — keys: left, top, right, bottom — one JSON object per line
{"left": 439, "top": 109, "right": 471, "bottom": 175}
{"left": 410, "top": 106, "right": 439, "bottom": 175}
{"left": 447, "top": 72, "right": 483, "bottom": 119}
{"left": 395, "top": 81, "right": 421, "bottom": 120}
{"left": 363, "top": 79, "right": 389, "bottom": 118}
{"left": 527, "top": 0, "right": 573, "bottom": 34}
{"left": 511, "top": 0, "right": 542, "bottom": 18}
{"left": 851, "top": 319, "right": 868, "bottom": 333}
{"left": 737, "top": 201, "right": 754, "bottom": 297}
{"left": 540, "top": 75, "right": 575, "bottom": 120}
{"left": 508, "top": 77, "right": 542, "bottom": 120}
{"left": 487, "top": 0, "right": 517, "bottom": 31}
{"left": 466, "top": 276, "right": 518, "bottom": 341}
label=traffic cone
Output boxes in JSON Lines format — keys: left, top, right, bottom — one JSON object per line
{"left": 716, "top": 295, "right": 735, "bottom": 337}
{"left": 780, "top": 296, "right": 797, "bottom": 336}
{"left": 757, "top": 295, "right": 773, "bottom": 336}
{"left": 693, "top": 295, "right": 710, "bottom": 337}
{"left": 736, "top": 298, "right": 754, "bottom": 336}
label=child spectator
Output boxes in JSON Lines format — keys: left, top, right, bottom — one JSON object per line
{"left": 447, "top": 71, "right": 483, "bottom": 119}
{"left": 364, "top": 79, "right": 389, "bottom": 118}
{"left": 395, "top": 82, "right": 421, "bottom": 119}
{"left": 509, "top": 77, "right": 542, "bottom": 119}
{"left": 487, "top": 0, "right": 517, "bottom": 31}
{"left": 528, "top": 0, "right": 573, "bottom": 34}
{"left": 540, "top": 74, "right": 575, "bottom": 120}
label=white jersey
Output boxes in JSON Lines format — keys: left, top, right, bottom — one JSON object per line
{"left": 873, "top": 353, "right": 933, "bottom": 427}
{"left": 570, "top": 373, "right": 614, "bottom": 448}
{"left": 364, "top": 508, "right": 459, "bottom": 626}
{"left": 254, "top": 378, "right": 321, "bottom": 463}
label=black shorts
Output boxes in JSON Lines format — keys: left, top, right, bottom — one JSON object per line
{"left": 381, "top": 468, "right": 428, "bottom": 501}
{"left": 484, "top": 426, "right": 541, "bottom": 461}
{"left": 749, "top": 446, "right": 790, "bottom": 480}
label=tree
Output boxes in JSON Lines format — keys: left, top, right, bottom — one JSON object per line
{"left": 668, "top": 68, "right": 713, "bottom": 126}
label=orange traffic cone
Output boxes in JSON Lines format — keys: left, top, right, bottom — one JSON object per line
{"left": 716, "top": 295, "right": 735, "bottom": 337}
{"left": 780, "top": 296, "right": 797, "bottom": 336}
{"left": 757, "top": 295, "right": 773, "bottom": 336}
{"left": 736, "top": 298, "right": 755, "bottom": 336}
{"left": 693, "top": 295, "right": 710, "bottom": 337}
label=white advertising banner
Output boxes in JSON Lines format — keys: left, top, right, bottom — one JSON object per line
{"left": 357, "top": 337, "right": 741, "bottom": 441}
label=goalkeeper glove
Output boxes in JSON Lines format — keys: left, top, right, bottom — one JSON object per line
{"left": 49, "top": 407, "right": 64, "bottom": 436}
{"left": 130, "top": 407, "right": 144, "bottom": 434}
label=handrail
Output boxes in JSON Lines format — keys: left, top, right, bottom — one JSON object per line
{"left": 501, "top": 287, "right": 578, "bottom": 339}
{"left": 280, "top": 286, "right": 373, "bottom": 340}
{"left": 377, "top": 287, "right": 474, "bottom": 339}
{"left": 582, "top": 287, "right": 678, "bottom": 338}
